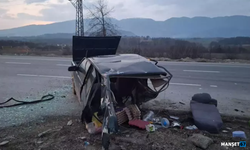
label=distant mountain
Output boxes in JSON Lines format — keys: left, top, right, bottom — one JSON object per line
{"left": 0, "top": 15, "right": 250, "bottom": 38}
{"left": 0, "top": 19, "right": 136, "bottom": 37}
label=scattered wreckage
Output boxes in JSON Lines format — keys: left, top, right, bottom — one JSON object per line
{"left": 67, "top": 36, "right": 247, "bottom": 149}
{"left": 68, "top": 36, "right": 172, "bottom": 149}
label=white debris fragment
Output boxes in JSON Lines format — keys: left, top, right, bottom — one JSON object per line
{"left": 37, "top": 141, "right": 43, "bottom": 144}
{"left": 78, "top": 137, "right": 87, "bottom": 140}
{"left": 67, "top": 120, "right": 73, "bottom": 126}
{"left": 0, "top": 141, "right": 9, "bottom": 146}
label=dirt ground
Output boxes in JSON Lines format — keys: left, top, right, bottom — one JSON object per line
{"left": 0, "top": 111, "right": 249, "bottom": 150}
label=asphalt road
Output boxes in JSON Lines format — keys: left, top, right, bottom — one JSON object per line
{"left": 0, "top": 55, "right": 250, "bottom": 127}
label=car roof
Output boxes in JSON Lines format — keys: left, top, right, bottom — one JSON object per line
{"left": 88, "top": 54, "right": 167, "bottom": 77}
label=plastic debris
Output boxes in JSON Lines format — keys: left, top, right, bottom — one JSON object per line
{"left": 143, "top": 111, "right": 154, "bottom": 121}
{"left": 170, "top": 116, "right": 179, "bottom": 120}
{"left": 86, "top": 122, "right": 102, "bottom": 134}
{"left": 232, "top": 131, "right": 247, "bottom": 139}
{"left": 0, "top": 141, "right": 9, "bottom": 146}
{"left": 84, "top": 141, "right": 90, "bottom": 146}
{"left": 154, "top": 124, "right": 163, "bottom": 129}
{"left": 161, "top": 118, "right": 170, "bottom": 128}
{"left": 185, "top": 125, "right": 198, "bottom": 130}
{"left": 78, "top": 137, "right": 87, "bottom": 140}
{"left": 146, "top": 124, "right": 156, "bottom": 132}
{"left": 222, "top": 130, "right": 228, "bottom": 133}
{"left": 92, "top": 112, "right": 102, "bottom": 127}
{"left": 226, "top": 127, "right": 232, "bottom": 130}
{"left": 152, "top": 117, "right": 162, "bottom": 124}
{"left": 171, "top": 121, "right": 181, "bottom": 128}
{"left": 67, "top": 120, "right": 73, "bottom": 126}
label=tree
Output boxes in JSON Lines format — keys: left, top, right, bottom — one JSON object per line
{"left": 84, "top": 0, "right": 118, "bottom": 36}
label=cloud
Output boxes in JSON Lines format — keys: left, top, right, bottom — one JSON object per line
{"left": 24, "top": 0, "right": 48, "bottom": 4}
{"left": 1, "top": 0, "right": 250, "bottom": 30}
{"left": 0, "top": 8, "right": 7, "bottom": 14}
{"left": 133, "top": 0, "right": 250, "bottom": 20}
{"left": 0, "top": 8, "right": 14, "bottom": 20}
{"left": 39, "top": 3, "right": 75, "bottom": 21}
{"left": 15, "top": 3, "right": 75, "bottom": 22}
{"left": 1, "top": 13, "right": 15, "bottom": 19}
{"left": 13, "top": 0, "right": 250, "bottom": 23}
{"left": 0, "top": 0, "right": 9, "bottom": 2}
{"left": 17, "top": 13, "right": 42, "bottom": 20}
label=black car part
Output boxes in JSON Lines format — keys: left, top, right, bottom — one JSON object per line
{"left": 0, "top": 94, "right": 54, "bottom": 108}
{"left": 72, "top": 36, "right": 121, "bottom": 63}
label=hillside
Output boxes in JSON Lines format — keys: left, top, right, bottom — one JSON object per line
{"left": 0, "top": 15, "right": 250, "bottom": 38}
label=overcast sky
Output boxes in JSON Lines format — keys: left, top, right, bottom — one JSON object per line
{"left": 0, "top": 0, "right": 250, "bottom": 30}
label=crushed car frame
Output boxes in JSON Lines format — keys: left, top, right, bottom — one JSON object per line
{"left": 68, "top": 36, "right": 172, "bottom": 150}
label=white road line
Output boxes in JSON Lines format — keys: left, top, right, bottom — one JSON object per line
{"left": 210, "top": 85, "right": 218, "bottom": 88}
{"left": 57, "top": 64, "right": 70, "bottom": 67}
{"left": 17, "top": 74, "right": 38, "bottom": 77}
{"left": 160, "top": 62, "right": 250, "bottom": 68}
{"left": 17, "top": 74, "right": 71, "bottom": 79}
{"left": 183, "top": 70, "right": 220, "bottom": 73}
{"left": 1, "top": 57, "right": 70, "bottom": 62}
{"left": 5, "top": 62, "right": 31, "bottom": 65}
{"left": 170, "top": 83, "right": 201, "bottom": 87}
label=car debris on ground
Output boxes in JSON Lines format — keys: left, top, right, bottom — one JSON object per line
{"left": 232, "top": 131, "right": 247, "bottom": 139}
{"left": 0, "top": 109, "right": 249, "bottom": 150}
{"left": 0, "top": 141, "right": 9, "bottom": 146}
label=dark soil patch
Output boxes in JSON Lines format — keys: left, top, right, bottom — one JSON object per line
{"left": 0, "top": 112, "right": 249, "bottom": 150}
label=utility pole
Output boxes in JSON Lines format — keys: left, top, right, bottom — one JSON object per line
{"left": 69, "top": 0, "right": 84, "bottom": 36}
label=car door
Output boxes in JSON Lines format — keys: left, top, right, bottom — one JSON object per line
{"left": 74, "top": 58, "right": 91, "bottom": 102}
{"left": 81, "top": 63, "right": 97, "bottom": 110}
{"left": 78, "top": 59, "right": 91, "bottom": 102}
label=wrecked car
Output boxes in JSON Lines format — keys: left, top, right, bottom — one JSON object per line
{"left": 68, "top": 36, "right": 172, "bottom": 150}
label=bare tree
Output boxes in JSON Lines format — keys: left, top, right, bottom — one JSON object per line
{"left": 84, "top": 0, "right": 119, "bottom": 36}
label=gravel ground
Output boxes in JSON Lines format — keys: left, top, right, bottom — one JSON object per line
{"left": 0, "top": 112, "right": 249, "bottom": 150}
{"left": 0, "top": 83, "right": 249, "bottom": 150}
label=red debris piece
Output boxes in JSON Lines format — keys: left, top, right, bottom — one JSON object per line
{"left": 128, "top": 119, "right": 150, "bottom": 129}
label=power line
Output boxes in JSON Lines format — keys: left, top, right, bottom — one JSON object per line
{"left": 69, "top": 0, "right": 84, "bottom": 36}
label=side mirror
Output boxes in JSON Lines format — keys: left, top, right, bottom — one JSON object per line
{"left": 68, "top": 66, "right": 79, "bottom": 71}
